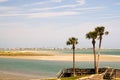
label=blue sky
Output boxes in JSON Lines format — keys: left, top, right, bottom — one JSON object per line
{"left": 0, "top": 0, "right": 120, "bottom": 48}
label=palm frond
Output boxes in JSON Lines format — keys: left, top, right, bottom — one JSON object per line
{"left": 105, "top": 31, "right": 109, "bottom": 35}
{"left": 86, "top": 31, "right": 97, "bottom": 39}
{"left": 66, "top": 37, "right": 78, "bottom": 45}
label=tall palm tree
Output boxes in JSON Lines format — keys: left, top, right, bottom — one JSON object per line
{"left": 95, "top": 26, "right": 109, "bottom": 73}
{"left": 66, "top": 37, "right": 78, "bottom": 76}
{"left": 86, "top": 31, "right": 98, "bottom": 74}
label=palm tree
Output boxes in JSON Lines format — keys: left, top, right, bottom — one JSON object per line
{"left": 86, "top": 31, "right": 98, "bottom": 74}
{"left": 66, "top": 37, "right": 78, "bottom": 76}
{"left": 95, "top": 26, "right": 109, "bottom": 73}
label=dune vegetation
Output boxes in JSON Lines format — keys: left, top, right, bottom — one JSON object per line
{"left": 0, "top": 51, "right": 54, "bottom": 56}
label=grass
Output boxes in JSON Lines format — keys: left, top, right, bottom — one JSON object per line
{"left": 59, "top": 76, "right": 81, "bottom": 80}
{"left": 46, "top": 77, "right": 79, "bottom": 80}
{"left": 0, "top": 51, "right": 54, "bottom": 56}
{"left": 46, "top": 75, "right": 90, "bottom": 80}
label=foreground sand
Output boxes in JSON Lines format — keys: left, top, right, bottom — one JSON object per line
{"left": 0, "top": 53, "right": 120, "bottom": 62}
{"left": 0, "top": 71, "right": 52, "bottom": 80}
{"left": 0, "top": 71, "right": 31, "bottom": 80}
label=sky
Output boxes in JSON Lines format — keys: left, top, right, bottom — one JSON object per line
{"left": 0, "top": 0, "right": 120, "bottom": 48}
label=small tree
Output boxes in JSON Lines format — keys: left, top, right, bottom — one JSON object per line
{"left": 66, "top": 37, "right": 78, "bottom": 76}
{"left": 86, "top": 31, "right": 98, "bottom": 74}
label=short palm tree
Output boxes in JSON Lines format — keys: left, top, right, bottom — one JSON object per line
{"left": 86, "top": 31, "right": 98, "bottom": 74}
{"left": 95, "top": 26, "right": 109, "bottom": 73}
{"left": 66, "top": 37, "right": 78, "bottom": 76}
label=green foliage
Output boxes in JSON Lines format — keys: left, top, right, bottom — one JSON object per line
{"left": 105, "top": 31, "right": 109, "bottom": 35}
{"left": 60, "top": 76, "right": 80, "bottom": 80}
{"left": 95, "top": 26, "right": 105, "bottom": 35}
{"left": 86, "top": 31, "right": 97, "bottom": 40}
{"left": 66, "top": 37, "right": 78, "bottom": 45}
{"left": 95, "top": 26, "right": 109, "bottom": 39}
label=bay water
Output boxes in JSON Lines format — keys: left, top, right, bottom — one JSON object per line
{"left": 0, "top": 49, "right": 119, "bottom": 78}
{"left": 50, "top": 49, "right": 120, "bottom": 55}
{"left": 0, "top": 58, "right": 119, "bottom": 78}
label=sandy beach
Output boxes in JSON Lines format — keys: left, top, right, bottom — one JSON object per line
{"left": 0, "top": 71, "right": 32, "bottom": 80}
{"left": 0, "top": 54, "right": 120, "bottom": 62}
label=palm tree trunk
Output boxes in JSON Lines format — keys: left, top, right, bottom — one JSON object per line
{"left": 97, "top": 38, "right": 102, "bottom": 74}
{"left": 92, "top": 39, "right": 97, "bottom": 74}
{"left": 73, "top": 44, "right": 75, "bottom": 76}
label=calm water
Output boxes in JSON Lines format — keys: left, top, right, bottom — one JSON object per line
{"left": 49, "top": 49, "right": 120, "bottom": 55}
{"left": 0, "top": 58, "right": 119, "bottom": 78}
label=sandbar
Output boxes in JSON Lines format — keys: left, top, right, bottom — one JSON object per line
{"left": 0, "top": 53, "right": 120, "bottom": 62}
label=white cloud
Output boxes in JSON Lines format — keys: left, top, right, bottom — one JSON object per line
{"left": 23, "top": 2, "right": 49, "bottom": 7}
{"left": 0, "top": 11, "right": 79, "bottom": 18}
{"left": 23, "top": 0, "right": 62, "bottom": 7}
{"left": 0, "top": 0, "right": 8, "bottom": 3}
{"left": 28, "top": 12, "right": 79, "bottom": 18}
{"left": 0, "top": 6, "right": 106, "bottom": 18}
{"left": 32, "top": 4, "right": 81, "bottom": 11}
{"left": 51, "top": 0, "right": 62, "bottom": 3}
{"left": 71, "top": 6, "right": 106, "bottom": 11}
{"left": 76, "top": 0, "right": 85, "bottom": 5}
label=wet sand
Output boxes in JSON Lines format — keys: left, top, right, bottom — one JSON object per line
{"left": 0, "top": 71, "right": 50, "bottom": 80}
{"left": 0, "top": 71, "right": 34, "bottom": 80}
